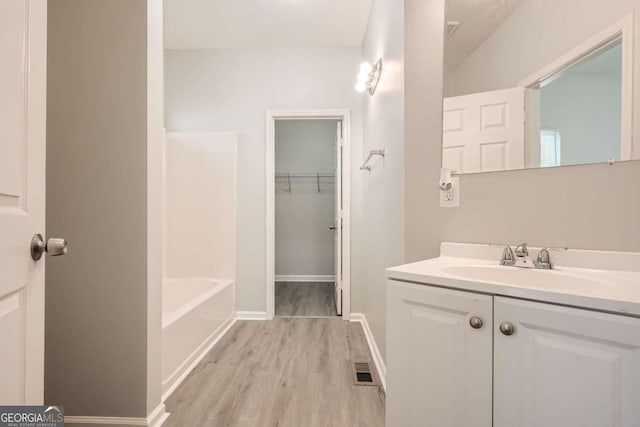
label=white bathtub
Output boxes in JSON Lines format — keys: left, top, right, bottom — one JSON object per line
{"left": 161, "top": 277, "right": 235, "bottom": 397}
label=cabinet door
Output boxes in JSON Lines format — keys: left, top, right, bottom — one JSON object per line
{"left": 386, "top": 281, "right": 493, "bottom": 427}
{"left": 494, "top": 297, "right": 640, "bottom": 427}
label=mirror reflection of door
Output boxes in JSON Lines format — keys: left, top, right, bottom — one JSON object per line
{"left": 443, "top": 88, "right": 525, "bottom": 173}
{"left": 442, "top": 0, "right": 633, "bottom": 174}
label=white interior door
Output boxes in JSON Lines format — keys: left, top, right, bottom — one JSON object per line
{"left": 0, "top": 0, "right": 47, "bottom": 404}
{"left": 333, "top": 121, "right": 343, "bottom": 316}
{"left": 443, "top": 87, "right": 525, "bottom": 173}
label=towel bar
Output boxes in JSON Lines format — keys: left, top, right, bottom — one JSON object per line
{"left": 360, "top": 149, "right": 386, "bottom": 171}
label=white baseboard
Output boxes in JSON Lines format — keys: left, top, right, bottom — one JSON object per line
{"left": 274, "top": 275, "right": 335, "bottom": 283}
{"left": 350, "top": 313, "right": 386, "bottom": 391}
{"left": 147, "top": 404, "right": 170, "bottom": 427}
{"left": 64, "top": 416, "right": 148, "bottom": 427}
{"left": 65, "top": 403, "right": 168, "bottom": 427}
{"left": 161, "top": 315, "right": 237, "bottom": 402}
{"left": 236, "top": 311, "right": 268, "bottom": 320}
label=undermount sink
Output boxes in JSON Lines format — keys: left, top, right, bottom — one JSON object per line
{"left": 439, "top": 264, "right": 608, "bottom": 289}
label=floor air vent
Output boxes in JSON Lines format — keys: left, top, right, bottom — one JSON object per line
{"left": 353, "top": 362, "right": 377, "bottom": 386}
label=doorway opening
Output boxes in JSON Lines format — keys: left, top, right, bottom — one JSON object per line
{"left": 266, "top": 110, "right": 351, "bottom": 320}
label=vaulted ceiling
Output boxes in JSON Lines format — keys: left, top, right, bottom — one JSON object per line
{"left": 445, "top": 0, "right": 525, "bottom": 71}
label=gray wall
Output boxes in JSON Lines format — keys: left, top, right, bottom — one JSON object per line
{"left": 355, "top": 0, "right": 405, "bottom": 359}
{"left": 46, "top": 0, "right": 153, "bottom": 418}
{"left": 275, "top": 120, "right": 336, "bottom": 277}
{"left": 164, "top": 48, "right": 363, "bottom": 311}
{"left": 405, "top": 0, "right": 640, "bottom": 276}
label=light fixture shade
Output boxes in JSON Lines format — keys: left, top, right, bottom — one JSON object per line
{"left": 359, "top": 62, "right": 373, "bottom": 74}
{"left": 354, "top": 81, "right": 368, "bottom": 93}
{"left": 354, "top": 58, "right": 382, "bottom": 95}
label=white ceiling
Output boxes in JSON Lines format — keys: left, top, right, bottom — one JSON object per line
{"left": 445, "top": 0, "right": 525, "bottom": 71}
{"left": 164, "top": 0, "right": 373, "bottom": 50}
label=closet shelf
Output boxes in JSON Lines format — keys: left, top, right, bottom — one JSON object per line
{"left": 275, "top": 172, "right": 335, "bottom": 194}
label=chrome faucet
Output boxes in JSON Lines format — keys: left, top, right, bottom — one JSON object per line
{"left": 513, "top": 243, "right": 535, "bottom": 268}
{"left": 514, "top": 243, "right": 529, "bottom": 258}
{"left": 498, "top": 244, "right": 566, "bottom": 269}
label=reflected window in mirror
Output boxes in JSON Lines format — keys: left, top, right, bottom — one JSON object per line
{"left": 540, "top": 130, "right": 561, "bottom": 168}
{"left": 442, "top": 0, "right": 635, "bottom": 174}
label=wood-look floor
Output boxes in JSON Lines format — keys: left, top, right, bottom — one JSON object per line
{"left": 164, "top": 318, "right": 385, "bottom": 427}
{"left": 275, "top": 282, "right": 336, "bottom": 317}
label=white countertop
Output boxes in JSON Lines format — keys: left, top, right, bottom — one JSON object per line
{"left": 386, "top": 243, "right": 640, "bottom": 317}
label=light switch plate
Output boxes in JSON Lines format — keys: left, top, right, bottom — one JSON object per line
{"left": 440, "top": 177, "right": 460, "bottom": 208}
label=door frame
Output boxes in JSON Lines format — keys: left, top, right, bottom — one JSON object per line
{"left": 518, "top": 13, "right": 634, "bottom": 160}
{"left": 265, "top": 109, "right": 351, "bottom": 320}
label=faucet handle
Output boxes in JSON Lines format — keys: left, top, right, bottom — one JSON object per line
{"left": 514, "top": 243, "right": 529, "bottom": 257}
{"left": 500, "top": 245, "right": 515, "bottom": 266}
{"left": 535, "top": 248, "right": 552, "bottom": 270}
{"left": 535, "top": 246, "right": 567, "bottom": 270}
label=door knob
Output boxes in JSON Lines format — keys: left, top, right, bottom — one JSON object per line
{"left": 499, "top": 322, "right": 515, "bottom": 336}
{"left": 329, "top": 225, "right": 337, "bottom": 231}
{"left": 31, "top": 234, "right": 68, "bottom": 261}
{"left": 469, "top": 316, "right": 483, "bottom": 329}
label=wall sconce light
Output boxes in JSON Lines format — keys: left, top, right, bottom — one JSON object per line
{"left": 355, "top": 59, "right": 382, "bottom": 95}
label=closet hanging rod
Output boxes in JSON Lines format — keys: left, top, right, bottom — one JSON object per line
{"left": 275, "top": 172, "right": 335, "bottom": 194}
{"left": 360, "top": 149, "right": 385, "bottom": 171}
{"left": 275, "top": 173, "right": 335, "bottom": 178}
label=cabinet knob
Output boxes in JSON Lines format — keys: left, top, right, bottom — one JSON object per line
{"left": 469, "top": 316, "right": 483, "bottom": 329}
{"left": 499, "top": 322, "right": 515, "bottom": 336}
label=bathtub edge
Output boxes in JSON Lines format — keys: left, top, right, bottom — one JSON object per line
{"left": 161, "top": 313, "right": 237, "bottom": 403}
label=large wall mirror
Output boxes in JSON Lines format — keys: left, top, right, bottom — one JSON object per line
{"left": 442, "top": 0, "right": 637, "bottom": 174}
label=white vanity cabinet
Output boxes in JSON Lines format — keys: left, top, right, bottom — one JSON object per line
{"left": 387, "top": 280, "right": 640, "bottom": 427}
{"left": 386, "top": 281, "right": 493, "bottom": 427}
{"left": 494, "top": 296, "right": 640, "bottom": 427}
